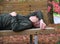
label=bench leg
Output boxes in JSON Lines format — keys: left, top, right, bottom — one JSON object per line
{"left": 30, "top": 35, "right": 33, "bottom": 44}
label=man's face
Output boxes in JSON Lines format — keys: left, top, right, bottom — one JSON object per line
{"left": 29, "top": 16, "right": 39, "bottom": 23}
{"left": 29, "top": 16, "right": 40, "bottom": 27}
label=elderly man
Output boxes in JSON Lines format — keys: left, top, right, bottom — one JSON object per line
{"left": 0, "top": 11, "right": 46, "bottom": 32}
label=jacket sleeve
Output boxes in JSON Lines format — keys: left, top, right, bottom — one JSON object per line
{"left": 0, "top": 13, "right": 12, "bottom": 29}
{"left": 11, "top": 15, "right": 32, "bottom": 32}
{"left": 0, "top": 15, "right": 2, "bottom": 29}
{"left": 12, "top": 19, "right": 32, "bottom": 32}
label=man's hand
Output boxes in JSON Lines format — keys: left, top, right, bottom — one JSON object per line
{"left": 40, "top": 19, "right": 46, "bottom": 29}
{"left": 9, "top": 12, "right": 17, "bottom": 16}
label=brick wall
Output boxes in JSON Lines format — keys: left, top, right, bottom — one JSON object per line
{"left": 0, "top": 0, "right": 50, "bottom": 24}
{"left": 0, "top": 34, "right": 60, "bottom": 44}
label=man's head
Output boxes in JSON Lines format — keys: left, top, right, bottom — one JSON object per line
{"left": 29, "top": 16, "right": 46, "bottom": 28}
{"left": 29, "top": 16, "right": 40, "bottom": 27}
{"left": 29, "top": 16, "right": 39, "bottom": 23}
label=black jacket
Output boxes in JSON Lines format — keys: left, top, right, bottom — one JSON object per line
{"left": 0, "top": 13, "right": 32, "bottom": 31}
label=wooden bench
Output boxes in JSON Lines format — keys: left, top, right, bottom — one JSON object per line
{"left": 0, "top": 26, "right": 60, "bottom": 44}
{"left": 0, "top": 24, "right": 60, "bottom": 44}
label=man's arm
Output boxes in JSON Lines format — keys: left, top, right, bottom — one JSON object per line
{"left": 9, "top": 12, "right": 32, "bottom": 32}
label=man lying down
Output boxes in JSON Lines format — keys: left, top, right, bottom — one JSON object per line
{"left": 0, "top": 11, "right": 46, "bottom": 32}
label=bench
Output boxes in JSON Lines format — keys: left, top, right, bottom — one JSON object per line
{"left": 0, "top": 24, "right": 60, "bottom": 44}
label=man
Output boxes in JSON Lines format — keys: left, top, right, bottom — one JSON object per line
{"left": 26, "top": 11, "right": 46, "bottom": 29}
{"left": 0, "top": 11, "right": 46, "bottom": 32}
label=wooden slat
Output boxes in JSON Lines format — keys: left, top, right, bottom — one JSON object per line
{"left": 0, "top": 27, "right": 57, "bottom": 36}
{"left": 0, "top": 24, "right": 60, "bottom": 36}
